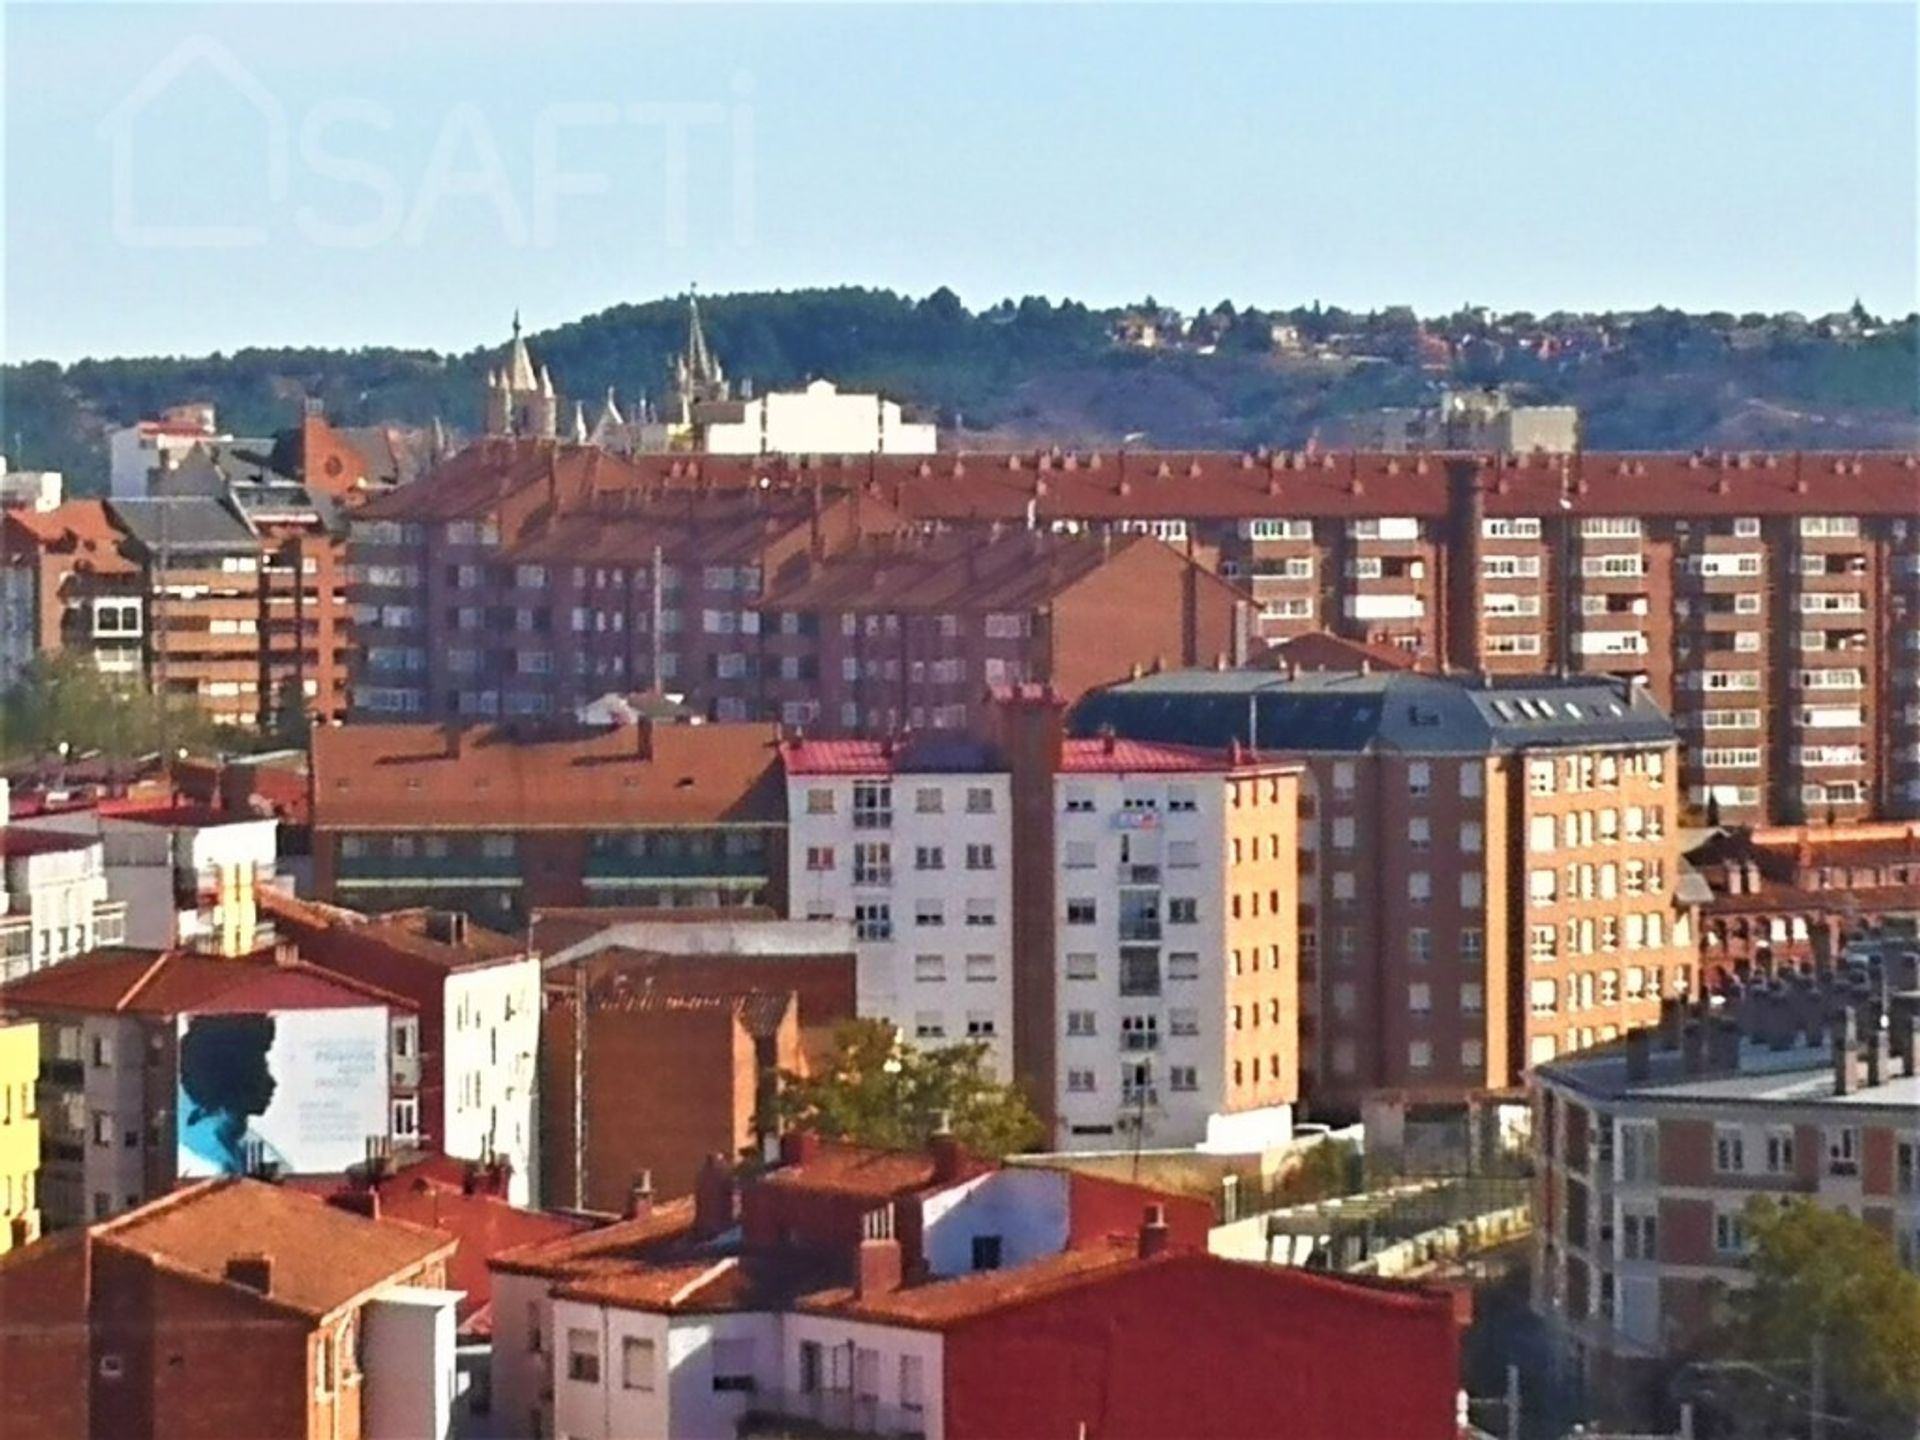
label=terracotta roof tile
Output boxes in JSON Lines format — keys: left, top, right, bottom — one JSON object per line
{"left": 797, "top": 1244, "right": 1136, "bottom": 1328}
{"left": 1057, "top": 737, "right": 1270, "bottom": 774}
{"left": 2, "top": 501, "right": 136, "bottom": 574}
{"left": 99, "top": 1178, "right": 454, "bottom": 1319}
{"left": 490, "top": 1197, "right": 698, "bottom": 1277}
{"left": 778, "top": 735, "right": 1001, "bottom": 776}
{"left": 310, "top": 721, "right": 783, "bottom": 831}
{"left": 755, "top": 1142, "right": 939, "bottom": 1200}
{"left": 0, "top": 946, "right": 417, "bottom": 1016}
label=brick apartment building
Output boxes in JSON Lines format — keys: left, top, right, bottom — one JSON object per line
{"left": 1075, "top": 668, "right": 1698, "bottom": 1117}
{"left": 308, "top": 717, "right": 788, "bottom": 925}
{"left": 1531, "top": 961, "right": 1920, "bottom": 1395}
{"left": 0, "top": 1177, "right": 457, "bottom": 1440}
{"left": 2, "top": 490, "right": 352, "bottom": 729}
{"left": 493, "top": 1130, "right": 1461, "bottom": 1440}
{"left": 1688, "top": 821, "right": 1920, "bottom": 980}
{"left": 342, "top": 441, "right": 1920, "bottom": 824}
{"left": 536, "top": 914, "right": 858, "bottom": 1207}
{"left": 344, "top": 440, "right": 1246, "bottom": 734}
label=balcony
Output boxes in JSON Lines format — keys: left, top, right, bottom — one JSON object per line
{"left": 1118, "top": 919, "right": 1162, "bottom": 943}
{"left": 741, "top": 1390, "right": 927, "bottom": 1440}
{"left": 583, "top": 847, "right": 769, "bottom": 882}
{"left": 336, "top": 852, "right": 521, "bottom": 884}
{"left": 1122, "top": 1032, "right": 1162, "bottom": 1052}
{"left": 1120, "top": 864, "right": 1162, "bottom": 885}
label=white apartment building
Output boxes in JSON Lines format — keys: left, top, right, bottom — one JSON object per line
{"left": 1, "top": 788, "right": 125, "bottom": 983}
{"left": 702, "top": 379, "right": 938, "bottom": 456}
{"left": 438, "top": 949, "right": 543, "bottom": 1206}
{"left": 107, "top": 404, "right": 226, "bottom": 498}
{"left": 12, "top": 800, "right": 278, "bottom": 950}
{"left": 784, "top": 739, "right": 1014, "bottom": 1079}
{"left": 1048, "top": 743, "right": 1302, "bottom": 1154}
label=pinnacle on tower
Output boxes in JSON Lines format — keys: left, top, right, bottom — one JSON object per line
{"left": 571, "top": 401, "right": 588, "bottom": 445}
{"left": 506, "top": 313, "right": 538, "bottom": 393}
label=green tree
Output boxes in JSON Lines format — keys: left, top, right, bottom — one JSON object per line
{"left": 0, "top": 651, "right": 215, "bottom": 763}
{"left": 775, "top": 1018, "right": 1043, "bottom": 1161}
{"left": 1724, "top": 1199, "right": 1920, "bottom": 1426}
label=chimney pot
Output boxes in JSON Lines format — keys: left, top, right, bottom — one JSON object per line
{"left": 1137, "top": 1203, "right": 1171, "bottom": 1259}
{"left": 626, "top": 1169, "right": 655, "bottom": 1220}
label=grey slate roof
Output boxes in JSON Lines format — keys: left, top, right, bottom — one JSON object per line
{"left": 1071, "top": 668, "right": 1677, "bottom": 756}
{"left": 108, "top": 497, "right": 257, "bottom": 553}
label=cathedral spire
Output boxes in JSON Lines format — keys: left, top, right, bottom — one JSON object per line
{"left": 505, "top": 311, "right": 538, "bottom": 393}
{"left": 685, "top": 291, "right": 720, "bottom": 388}
{"left": 571, "top": 401, "right": 588, "bottom": 445}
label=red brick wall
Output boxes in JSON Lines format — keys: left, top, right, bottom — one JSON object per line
{"left": 1660, "top": 1197, "right": 1713, "bottom": 1268}
{"left": 942, "top": 1257, "right": 1460, "bottom": 1440}
{"left": 1064, "top": 1174, "right": 1211, "bottom": 1252}
{"left": 541, "top": 1000, "right": 762, "bottom": 1205}
{"left": 1660, "top": 1119, "right": 1712, "bottom": 1188}
{"left": 89, "top": 1246, "right": 311, "bottom": 1440}
{"left": 0, "top": 1234, "right": 90, "bottom": 1440}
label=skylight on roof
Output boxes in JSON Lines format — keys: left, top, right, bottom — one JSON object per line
{"left": 1492, "top": 700, "right": 1517, "bottom": 721}
{"left": 1563, "top": 702, "right": 1583, "bottom": 719}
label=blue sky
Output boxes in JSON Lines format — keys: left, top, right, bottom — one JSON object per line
{"left": 3, "top": 3, "right": 1915, "bottom": 362}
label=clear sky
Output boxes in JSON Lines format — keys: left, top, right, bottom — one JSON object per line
{"left": 3, "top": 3, "right": 1915, "bottom": 363}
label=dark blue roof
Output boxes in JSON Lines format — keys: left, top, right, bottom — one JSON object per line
{"left": 1072, "top": 668, "right": 1676, "bottom": 755}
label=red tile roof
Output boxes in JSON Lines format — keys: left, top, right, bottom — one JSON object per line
{"left": 309, "top": 1158, "right": 588, "bottom": 1335}
{"left": 797, "top": 1244, "right": 1138, "bottom": 1328}
{"left": 0, "top": 945, "right": 417, "bottom": 1016}
{"left": 2, "top": 501, "right": 136, "bottom": 574}
{"left": 778, "top": 734, "right": 1001, "bottom": 777}
{"left": 490, "top": 1197, "right": 699, "bottom": 1278}
{"left": 0, "top": 828, "right": 100, "bottom": 860}
{"left": 259, "top": 889, "right": 530, "bottom": 972}
{"left": 1058, "top": 737, "right": 1268, "bottom": 774}
{"left": 754, "top": 1141, "right": 942, "bottom": 1201}
{"left": 98, "top": 1178, "right": 454, "bottom": 1320}
{"left": 310, "top": 720, "right": 784, "bottom": 830}
{"left": 759, "top": 528, "right": 1161, "bottom": 614}
{"left": 552, "top": 1257, "right": 749, "bottom": 1313}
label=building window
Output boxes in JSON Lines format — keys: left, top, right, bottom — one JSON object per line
{"left": 852, "top": 782, "right": 892, "bottom": 829}
{"left": 1714, "top": 1208, "right": 1749, "bottom": 1257}
{"left": 1408, "top": 872, "right": 1431, "bottom": 904}
{"left": 899, "top": 1355, "right": 925, "bottom": 1413}
{"left": 1168, "top": 1065, "right": 1198, "bottom": 1092}
{"left": 806, "top": 788, "right": 835, "bottom": 814}
{"left": 1066, "top": 899, "right": 1097, "bottom": 925}
{"left": 915, "top": 845, "right": 946, "bottom": 871}
{"left": 1408, "top": 817, "right": 1431, "bottom": 851}
{"left": 1067, "top": 1068, "right": 1096, "bottom": 1093}
{"left": 854, "top": 903, "right": 893, "bottom": 942}
{"left": 1713, "top": 1126, "right": 1746, "bottom": 1175}
{"left": 965, "top": 844, "right": 996, "bottom": 871}
{"left": 915, "top": 787, "right": 944, "bottom": 814}
{"left": 914, "top": 1013, "right": 946, "bottom": 1039}
{"left": 1332, "top": 761, "right": 1356, "bottom": 795}
{"left": 1408, "top": 982, "right": 1432, "bottom": 1014}
{"left": 711, "top": 1338, "right": 756, "bottom": 1393}
{"left": 964, "top": 953, "right": 996, "bottom": 983}
{"left": 1167, "top": 898, "right": 1199, "bottom": 925}
{"left": 853, "top": 843, "right": 893, "bottom": 886}
{"left": 1408, "top": 1040, "right": 1433, "bottom": 1071}
{"left": 966, "top": 787, "right": 995, "bottom": 814}
{"left": 1407, "top": 762, "right": 1431, "bottom": 798}
{"left": 1827, "top": 1126, "right": 1860, "bottom": 1177}
{"left": 805, "top": 846, "right": 835, "bottom": 872}
{"left": 1408, "top": 928, "right": 1432, "bottom": 964}
{"left": 391, "top": 1097, "right": 419, "bottom": 1141}
{"left": 1459, "top": 763, "right": 1483, "bottom": 798}
{"left": 1461, "top": 1038, "right": 1485, "bottom": 1069}
{"left": 622, "top": 1337, "right": 655, "bottom": 1392}
{"left": 566, "top": 1329, "right": 600, "bottom": 1383}
{"left": 1764, "top": 1129, "right": 1796, "bottom": 1176}
{"left": 1066, "top": 953, "right": 1098, "bottom": 980}
{"left": 1167, "top": 951, "right": 1200, "bottom": 981}
{"left": 966, "top": 1013, "right": 996, "bottom": 1038}
{"left": 1461, "top": 928, "right": 1485, "bottom": 963}
{"left": 1067, "top": 1011, "right": 1097, "bottom": 1036}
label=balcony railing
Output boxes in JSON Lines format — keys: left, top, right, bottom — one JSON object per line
{"left": 741, "top": 1389, "right": 927, "bottom": 1440}
{"left": 1118, "top": 920, "right": 1162, "bottom": 942}
{"left": 1120, "top": 864, "right": 1162, "bottom": 885}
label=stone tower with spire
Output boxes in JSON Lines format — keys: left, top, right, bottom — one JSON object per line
{"left": 484, "top": 311, "right": 559, "bottom": 438}
{"left": 669, "top": 292, "right": 732, "bottom": 425}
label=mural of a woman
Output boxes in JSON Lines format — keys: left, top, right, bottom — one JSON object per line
{"left": 177, "top": 1013, "right": 288, "bottom": 1176}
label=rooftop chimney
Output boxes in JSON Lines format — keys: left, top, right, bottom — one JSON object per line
{"left": 626, "top": 1169, "right": 655, "bottom": 1221}
{"left": 1864, "top": 1005, "right": 1893, "bottom": 1088}
{"left": 328, "top": 1190, "right": 380, "bottom": 1222}
{"left": 929, "top": 1112, "right": 964, "bottom": 1185}
{"left": 1625, "top": 1027, "right": 1652, "bottom": 1082}
{"left": 854, "top": 1206, "right": 903, "bottom": 1298}
{"left": 1657, "top": 997, "right": 1686, "bottom": 1051}
{"left": 1832, "top": 1007, "right": 1861, "bottom": 1096}
{"left": 1137, "top": 1203, "right": 1170, "bottom": 1259}
{"left": 1681, "top": 1017, "right": 1707, "bottom": 1077}
{"left": 779, "top": 1130, "right": 822, "bottom": 1168}
{"left": 1891, "top": 997, "right": 1919, "bottom": 1077}
{"left": 224, "top": 1254, "right": 274, "bottom": 1295}
{"left": 693, "top": 1153, "right": 737, "bottom": 1239}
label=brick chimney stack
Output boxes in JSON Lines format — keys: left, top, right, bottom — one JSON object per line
{"left": 693, "top": 1153, "right": 737, "bottom": 1239}
{"left": 929, "top": 1112, "right": 964, "bottom": 1185}
{"left": 626, "top": 1169, "right": 655, "bottom": 1221}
